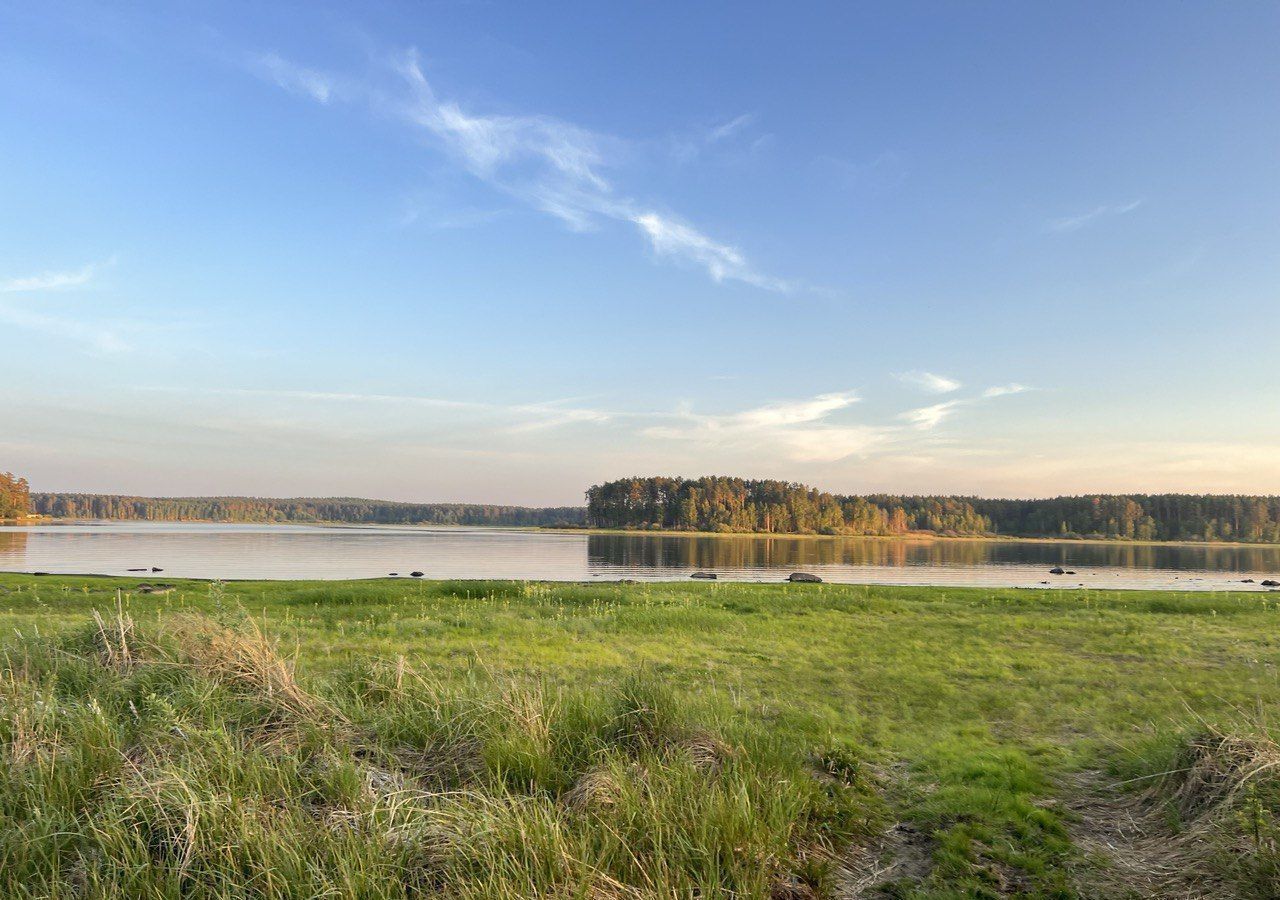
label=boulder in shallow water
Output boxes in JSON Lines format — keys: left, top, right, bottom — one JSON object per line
{"left": 1049, "top": 567, "right": 1066, "bottom": 575}
{"left": 788, "top": 572, "right": 822, "bottom": 583}
{"left": 409, "top": 571, "right": 424, "bottom": 578}
{"left": 690, "top": 572, "right": 717, "bottom": 580}
{"left": 1262, "top": 580, "right": 1280, "bottom": 588}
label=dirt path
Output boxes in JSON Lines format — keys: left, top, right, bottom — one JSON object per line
{"left": 1063, "top": 769, "right": 1232, "bottom": 899}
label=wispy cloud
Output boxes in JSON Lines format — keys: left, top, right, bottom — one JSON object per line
{"left": 1, "top": 262, "right": 100, "bottom": 293}
{"left": 251, "top": 52, "right": 335, "bottom": 104}
{"left": 897, "top": 371, "right": 961, "bottom": 394}
{"left": 901, "top": 399, "right": 964, "bottom": 430}
{"left": 131, "top": 374, "right": 1036, "bottom": 474}
{"left": 726, "top": 391, "right": 860, "bottom": 428}
{"left": 643, "top": 390, "right": 882, "bottom": 462}
{"left": 145, "top": 386, "right": 611, "bottom": 434}
{"left": 250, "top": 48, "right": 792, "bottom": 291}
{"left": 1047, "top": 200, "right": 1143, "bottom": 233}
{"left": 632, "top": 212, "right": 791, "bottom": 290}
{"left": 706, "top": 112, "right": 758, "bottom": 144}
{"left": 667, "top": 112, "right": 765, "bottom": 165}
{"left": 0, "top": 259, "right": 131, "bottom": 353}
{"left": 901, "top": 382, "right": 1032, "bottom": 430}
{"left": 150, "top": 386, "right": 876, "bottom": 461}
{"left": 983, "top": 383, "right": 1031, "bottom": 398}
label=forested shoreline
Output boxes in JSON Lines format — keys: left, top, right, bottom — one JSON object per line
{"left": 587, "top": 476, "right": 1280, "bottom": 543}
{"left": 18, "top": 477, "right": 1280, "bottom": 544}
{"left": 29, "top": 493, "right": 586, "bottom": 527}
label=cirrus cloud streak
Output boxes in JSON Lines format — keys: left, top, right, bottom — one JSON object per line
{"left": 250, "top": 48, "right": 793, "bottom": 292}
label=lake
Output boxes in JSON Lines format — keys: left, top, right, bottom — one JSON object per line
{"left": 1, "top": 521, "right": 1279, "bottom": 590}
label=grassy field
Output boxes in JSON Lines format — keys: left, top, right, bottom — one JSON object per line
{"left": 0, "top": 574, "right": 1278, "bottom": 898}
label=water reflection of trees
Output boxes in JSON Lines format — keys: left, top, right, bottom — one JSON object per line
{"left": 587, "top": 534, "right": 1280, "bottom": 573}
{"left": 0, "top": 531, "right": 29, "bottom": 567}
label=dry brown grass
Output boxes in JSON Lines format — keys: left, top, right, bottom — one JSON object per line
{"left": 92, "top": 593, "right": 135, "bottom": 672}
{"left": 1065, "top": 767, "right": 1226, "bottom": 899}
{"left": 678, "top": 729, "right": 735, "bottom": 773}
{"left": 498, "top": 680, "right": 555, "bottom": 749}
{"left": 5, "top": 704, "right": 59, "bottom": 766}
{"left": 1063, "top": 726, "right": 1280, "bottom": 899}
{"left": 770, "top": 876, "right": 821, "bottom": 900}
{"left": 163, "top": 615, "right": 340, "bottom": 725}
{"left": 115, "top": 764, "right": 208, "bottom": 879}
{"left": 1163, "top": 728, "right": 1280, "bottom": 821}
{"left": 93, "top": 607, "right": 348, "bottom": 751}
{"left": 549, "top": 875, "right": 652, "bottom": 900}
{"left": 561, "top": 767, "right": 622, "bottom": 812}
{"left": 386, "top": 739, "right": 486, "bottom": 790}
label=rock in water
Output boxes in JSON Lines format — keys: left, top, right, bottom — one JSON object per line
{"left": 409, "top": 571, "right": 424, "bottom": 578}
{"left": 1049, "top": 567, "right": 1066, "bottom": 575}
{"left": 690, "top": 572, "right": 717, "bottom": 580}
{"left": 1262, "top": 580, "right": 1280, "bottom": 587}
{"left": 788, "top": 572, "right": 822, "bottom": 583}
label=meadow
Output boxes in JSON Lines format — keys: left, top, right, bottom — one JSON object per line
{"left": 1, "top": 573, "right": 1278, "bottom": 898}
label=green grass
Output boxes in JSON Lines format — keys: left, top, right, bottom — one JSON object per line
{"left": 1, "top": 574, "right": 1280, "bottom": 897}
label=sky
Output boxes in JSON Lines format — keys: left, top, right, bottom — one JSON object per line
{"left": 1, "top": 1, "right": 1278, "bottom": 506}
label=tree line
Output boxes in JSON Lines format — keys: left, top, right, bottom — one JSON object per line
{"left": 30, "top": 493, "right": 586, "bottom": 528}
{"left": 21, "top": 476, "right": 1280, "bottom": 543}
{"left": 0, "top": 472, "right": 31, "bottom": 519}
{"left": 586, "top": 476, "right": 1280, "bottom": 543}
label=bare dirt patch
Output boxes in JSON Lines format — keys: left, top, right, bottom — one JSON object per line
{"left": 839, "top": 819, "right": 935, "bottom": 897}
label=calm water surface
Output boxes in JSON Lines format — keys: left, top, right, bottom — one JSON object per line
{"left": 2, "top": 522, "right": 1279, "bottom": 590}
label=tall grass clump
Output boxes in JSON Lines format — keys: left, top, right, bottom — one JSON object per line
{"left": 0, "top": 606, "right": 885, "bottom": 899}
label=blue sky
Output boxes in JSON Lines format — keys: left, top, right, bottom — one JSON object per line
{"left": 2, "top": 1, "right": 1277, "bottom": 505}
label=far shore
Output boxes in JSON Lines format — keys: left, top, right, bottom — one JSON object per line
{"left": 552, "top": 527, "right": 1280, "bottom": 551}
{"left": 10, "top": 515, "right": 1280, "bottom": 550}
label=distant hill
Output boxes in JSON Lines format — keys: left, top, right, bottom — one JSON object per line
{"left": 30, "top": 493, "right": 587, "bottom": 528}
{"left": 587, "top": 475, "right": 1280, "bottom": 543}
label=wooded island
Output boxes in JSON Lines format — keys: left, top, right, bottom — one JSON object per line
{"left": 586, "top": 475, "right": 1280, "bottom": 543}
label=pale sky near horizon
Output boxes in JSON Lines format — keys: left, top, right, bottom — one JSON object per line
{"left": 2, "top": 1, "right": 1278, "bottom": 506}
